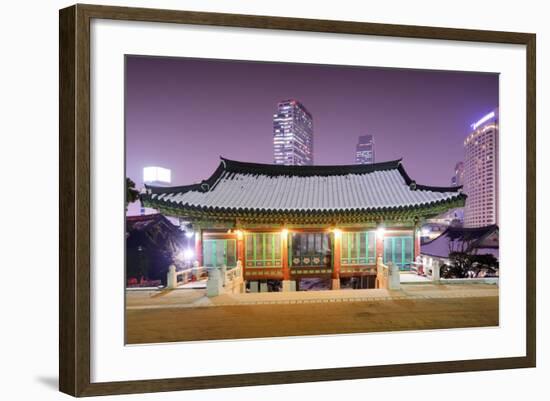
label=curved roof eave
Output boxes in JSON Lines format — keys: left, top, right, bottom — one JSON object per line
{"left": 145, "top": 157, "right": 464, "bottom": 196}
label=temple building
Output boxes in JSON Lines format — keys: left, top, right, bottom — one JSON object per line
{"left": 141, "top": 158, "right": 465, "bottom": 291}
{"left": 420, "top": 225, "right": 499, "bottom": 280}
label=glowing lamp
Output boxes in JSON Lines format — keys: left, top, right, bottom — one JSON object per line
{"left": 182, "top": 249, "right": 195, "bottom": 261}
{"left": 185, "top": 231, "right": 194, "bottom": 239}
{"left": 376, "top": 227, "right": 386, "bottom": 238}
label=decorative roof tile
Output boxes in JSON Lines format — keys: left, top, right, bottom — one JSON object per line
{"left": 142, "top": 158, "right": 465, "bottom": 214}
{"left": 421, "top": 225, "right": 499, "bottom": 258}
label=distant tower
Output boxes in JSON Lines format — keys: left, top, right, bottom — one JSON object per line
{"left": 463, "top": 109, "right": 499, "bottom": 228}
{"left": 355, "top": 135, "right": 375, "bottom": 164}
{"left": 451, "top": 161, "right": 464, "bottom": 186}
{"left": 273, "top": 99, "right": 313, "bottom": 165}
{"left": 143, "top": 166, "right": 171, "bottom": 187}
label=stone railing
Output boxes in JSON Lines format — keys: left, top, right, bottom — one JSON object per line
{"left": 207, "top": 261, "right": 245, "bottom": 297}
{"left": 421, "top": 255, "right": 441, "bottom": 283}
{"left": 166, "top": 264, "right": 207, "bottom": 289}
{"left": 376, "top": 256, "right": 400, "bottom": 290}
{"left": 410, "top": 256, "right": 425, "bottom": 275}
{"left": 376, "top": 257, "right": 389, "bottom": 289}
{"left": 440, "top": 277, "right": 499, "bottom": 285}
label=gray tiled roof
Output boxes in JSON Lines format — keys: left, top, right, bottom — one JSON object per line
{"left": 144, "top": 158, "right": 464, "bottom": 213}
{"left": 421, "top": 225, "right": 499, "bottom": 258}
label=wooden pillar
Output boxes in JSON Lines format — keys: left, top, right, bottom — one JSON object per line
{"left": 332, "top": 230, "right": 341, "bottom": 290}
{"left": 414, "top": 228, "right": 421, "bottom": 260}
{"left": 282, "top": 231, "right": 290, "bottom": 280}
{"left": 414, "top": 227, "right": 423, "bottom": 274}
{"left": 195, "top": 228, "right": 203, "bottom": 266}
{"left": 236, "top": 231, "right": 244, "bottom": 265}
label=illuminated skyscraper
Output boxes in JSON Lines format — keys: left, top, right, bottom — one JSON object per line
{"left": 451, "top": 161, "right": 464, "bottom": 186}
{"left": 463, "top": 109, "right": 499, "bottom": 228}
{"left": 355, "top": 134, "right": 375, "bottom": 164}
{"left": 273, "top": 99, "right": 313, "bottom": 165}
{"left": 143, "top": 166, "right": 172, "bottom": 187}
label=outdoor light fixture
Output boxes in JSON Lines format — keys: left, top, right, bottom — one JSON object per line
{"left": 332, "top": 228, "right": 342, "bottom": 238}
{"left": 235, "top": 230, "right": 244, "bottom": 240}
{"left": 281, "top": 228, "right": 289, "bottom": 237}
{"left": 421, "top": 228, "right": 430, "bottom": 236}
{"left": 185, "top": 231, "right": 194, "bottom": 239}
{"left": 376, "top": 227, "right": 386, "bottom": 238}
{"left": 183, "top": 249, "right": 195, "bottom": 261}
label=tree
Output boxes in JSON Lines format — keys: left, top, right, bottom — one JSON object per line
{"left": 127, "top": 246, "right": 150, "bottom": 283}
{"left": 441, "top": 252, "right": 499, "bottom": 279}
{"left": 441, "top": 252, "right": 470, "bottom": 278}
{"left": 126, "top": 177, "right": 139, "bottom": 210}
{"left": 447, "top": 230, "right": 477, "bottom": 253}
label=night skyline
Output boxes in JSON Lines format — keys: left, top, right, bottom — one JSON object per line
{"left": 125, "top": 55, "right": 499, "bottom": 189}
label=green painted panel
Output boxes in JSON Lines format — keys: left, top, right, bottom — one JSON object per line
{"left": 341, "top": 231, "right": 376, "bottom": 265}
{"left": 203, "top": 239, "right": 236, "bottom": 267}
{"left": 244, "top": 233, "right": 282, "bottom": 268}
{"left": 383, "top": 236, "right": 413, "bottom": 271}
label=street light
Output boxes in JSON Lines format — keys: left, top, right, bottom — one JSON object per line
{"left": 178, "top": 248, "right": 195, "bottom": 261}
{"left": 183, "top": 249, "right": 195, "bottom": 261}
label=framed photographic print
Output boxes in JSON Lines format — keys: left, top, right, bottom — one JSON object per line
{"left": 59, "top": 4, "right": 536, "bottom": 397}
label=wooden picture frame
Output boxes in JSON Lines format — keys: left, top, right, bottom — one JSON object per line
{"left": 59, "top": 3, "right": 536, "bottom": 397}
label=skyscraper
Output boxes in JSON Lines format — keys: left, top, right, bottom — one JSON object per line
{"left": 463, "top": 109, "right": 499, "bottom": 228}
{"left": 355, "top": 134, "right": 375, "bottom": 164}
{"left": 451, "top": 161, "right": 464, "bottom": 187}
{"left": 273, "top": 99, "right": 313, "bottom": 165}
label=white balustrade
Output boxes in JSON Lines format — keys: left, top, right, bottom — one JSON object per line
{"left": 376, "top": 256, "right": 400, "bottom": 290}
{"left": 166, "top": 264, "right": 208, "bottom": 289}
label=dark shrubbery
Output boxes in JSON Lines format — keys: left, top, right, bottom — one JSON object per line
{"left": 126, "top": 215, "right": 185, "bottom": 287}
{"left": 440, "top": 252, "right": 499, "bottom": 279}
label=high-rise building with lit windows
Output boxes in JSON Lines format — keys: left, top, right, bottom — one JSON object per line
{"left": 463, "top": 109, "right": 499, "bottom": 228}
{"left": 355, "top": 134, "right": 375, "bottom": 164}
{"left": 273, "top": 99, "right": 313, "bottom": 165}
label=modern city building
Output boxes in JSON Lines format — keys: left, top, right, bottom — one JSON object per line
{"left": 143, "top": 166, "right": 172, "bottom": 187}
{"left": 463, "top": 109, "right": 499, "bottom": 228}
{"left": 130, "top": 166, "right": 173, "bottom": 216}
{"left": 451, "top": 161, "right": 464, "bottom": 187}
{"left": 273, "top": 99, "right": 313, "bottom": 165}
{"left": 142, "top": 158, "right": 465, "bottom": 292}
{"left": 355, "top": 134, "right": 375, "bottom": 164}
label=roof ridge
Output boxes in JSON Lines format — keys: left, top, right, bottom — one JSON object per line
{"left": 220, "top": 157, "right": 403, "bottom": 177}
{"left": 144, "top": 158, "right": 464, "bottom": 199}
{"left": 422, "top": 224, "right": 499, "bottom": 247}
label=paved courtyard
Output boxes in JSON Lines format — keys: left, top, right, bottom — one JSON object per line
{"left": 126, "top": 283, "right": 499, "bottom": 344}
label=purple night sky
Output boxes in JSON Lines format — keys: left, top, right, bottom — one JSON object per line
{"left": 125, "top": 55, "right": 498, "bottom": 188}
